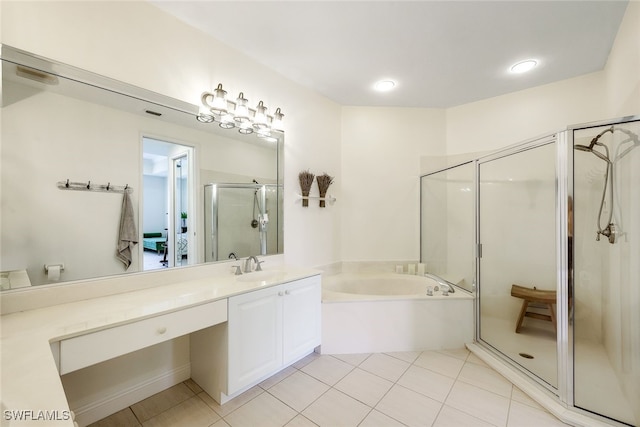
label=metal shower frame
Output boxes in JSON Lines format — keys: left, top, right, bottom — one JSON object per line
{"left": 420, "top": 115, "right": 640, "bottom": 426}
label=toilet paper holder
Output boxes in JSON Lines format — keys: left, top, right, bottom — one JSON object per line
{"left": 44, "top": 263, "right": 65, "bottom": 273}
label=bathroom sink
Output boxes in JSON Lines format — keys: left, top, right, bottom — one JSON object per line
{"left": 236, "top": 270, "right": 282, "bottom": 283}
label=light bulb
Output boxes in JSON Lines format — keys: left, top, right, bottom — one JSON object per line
{"left": 234, "top": 92, "right": 250, "bottom": 123}
{"left": 271, "top": 108, "right": 284, "bottom": 132}
{"left": 510, "top": 59, "right": 538, "bottom": 74}
{"left": 374, "top": 80, "right": 396, "bottom": 92}
{"left": 196, "top": 105, "right": 214, "bottom": 123}
{"left": 210, "top": 83, "right": 228, "bottom": 113}
{"left": 253, "top": 101, "right": 269, "bottom": 130}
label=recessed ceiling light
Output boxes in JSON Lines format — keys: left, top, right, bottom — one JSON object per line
{"left": 510, "top": 59, "right": 538, "bottom": 74}
{"left": 374, "top": 80, "right": 396, "bottom": 92}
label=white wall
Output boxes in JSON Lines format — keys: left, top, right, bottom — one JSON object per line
{"left": 604, "top": 1, "right": 640, "bottom": 118}
{"left": 341, "top": 107, "right": 446, "bottom": 262}
{"left": 446, "top": 71, "right": 606, "bottom": 156}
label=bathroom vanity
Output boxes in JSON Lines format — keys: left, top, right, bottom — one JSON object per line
{"left": 0, "top": 265, "right": 321, "bottom": 426}
{"left": 191, "top": 275, "right": 321, "bottom": 403}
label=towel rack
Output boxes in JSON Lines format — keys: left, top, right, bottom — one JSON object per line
{"left": 57, "top": 179, "right": 133, "bottom": 194}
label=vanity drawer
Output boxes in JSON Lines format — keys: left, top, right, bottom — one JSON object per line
{"left": 59, "top": 299, "right": 227, "bottom": 374}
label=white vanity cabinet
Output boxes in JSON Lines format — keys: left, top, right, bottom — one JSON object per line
{"left": 227, "top": 283, "right": 284, "bottom": 393}
{"left": 57, "top": 299, "right": 227, "bottom": 375}
{"left": 228, "top": 275, "right": 321, "bottom": 393}
{"left": 191, "top": 274, "right": 321, "bottom": 403}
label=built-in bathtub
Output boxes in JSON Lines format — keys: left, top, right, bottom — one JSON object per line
{"left": 321, "top": 272, "right": 474, "bottom": 354}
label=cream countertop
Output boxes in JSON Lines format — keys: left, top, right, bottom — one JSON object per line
{"left": 0, "top": 266, "right": 321, "bottom": 426}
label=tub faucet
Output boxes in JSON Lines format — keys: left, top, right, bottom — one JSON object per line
{"left": 244, "top": 256, "right": 260, "bottom": 273}
{"left": 424, "top": 273, "right": 456, "bottom": 293}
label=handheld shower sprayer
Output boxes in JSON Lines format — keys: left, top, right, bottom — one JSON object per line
{"left": 574, "top": 126, "right": 616, "bottom": 243}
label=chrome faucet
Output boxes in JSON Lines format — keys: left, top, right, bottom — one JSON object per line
{"left": 424, "top": 273, "right": 456, "bottom": 293}
{"left": 243, "top": 256, "right": 260, "bottom": 273}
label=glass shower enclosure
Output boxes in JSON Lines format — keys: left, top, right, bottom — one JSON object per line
{"left": 204, "top": 183, "right": 282, "bottom": 262}
{"left": 420, "top": 116, "right": 639, "bottom": 426}
{"left": 571, "top": 119, "right": 640, "bottom": 425}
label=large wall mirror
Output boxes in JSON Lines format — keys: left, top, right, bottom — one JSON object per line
{"left": 0, "top": 45, "right": 284, "bottom": 290}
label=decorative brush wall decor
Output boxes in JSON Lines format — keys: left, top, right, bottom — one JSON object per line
{"left": 316, "top": 173, "right": 334, "bottom": 207}
{"left": 297, "top": 171, "right": 336, "bottom": 207}
{"left": 298, "top": 170, "right": 315, "bottom": 207}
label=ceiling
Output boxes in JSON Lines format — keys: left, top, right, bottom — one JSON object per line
{"left": 151, "top": 1, "right": 628, "bottom": 109}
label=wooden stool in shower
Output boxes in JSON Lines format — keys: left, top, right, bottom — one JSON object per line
{"left": 511, "top": 284, "right": 557, "bottom": 333}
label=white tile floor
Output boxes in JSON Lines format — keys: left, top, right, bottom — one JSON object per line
{"left": 90, "top": 348, "right": 571, "bottom": 427}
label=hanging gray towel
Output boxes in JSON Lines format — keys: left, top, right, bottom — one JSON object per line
{"left": 117, "top": 191, "right": 138, "bottom": 269}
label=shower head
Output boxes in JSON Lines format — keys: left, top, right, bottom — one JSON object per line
{"left": 574, "top": 126, "right": 614, "bottom": 164}
{"left": 577, "top": 126, "right": 614, "bottom": 151}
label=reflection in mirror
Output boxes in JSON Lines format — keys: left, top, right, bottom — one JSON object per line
{"left": 420, "top": 162, "right": 475, "bottom": 293}
{"left": 142, "top": 137, "right": 195, "bottom": 271}
{"left": 205, "top": 183, "right": 282, "bottom": 262}
{"left": 0, "top": 45, "right": 283, "bottom": 290}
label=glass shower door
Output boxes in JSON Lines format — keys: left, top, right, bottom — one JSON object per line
{"left": 173, "top": 155, "right": 189, "bottom": 267}
{"left": 477, "top": 139, "right": 558, "bottom": 388}
{"left": 421, "top": 162, "right": 475, "bottom": 293}
{"left": 205, "top": 183, "right": 279, "bottom": 262}
{"left": 572, "top": 119, "right": 640, "bottom": 425}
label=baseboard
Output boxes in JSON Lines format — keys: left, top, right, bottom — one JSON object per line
{"left": 72, "top": 363, "right": 191, "bottom": 427}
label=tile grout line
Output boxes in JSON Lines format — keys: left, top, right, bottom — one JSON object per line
{"left": 129, "top": 382, "right": 197, "bottom": 426}
{"left": 429, "top": 349, "right": 472, "bottom": 426}
{"left": 97, "top": 349, "right": 556, "bottom": 427}
{"left": 356, "top": 352, "right": 427, "bottom": 427}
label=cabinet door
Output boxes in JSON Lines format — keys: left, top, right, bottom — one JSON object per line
{"left": 228, "top": 286, "right": 283, "bottom": 395}
{"left": 282, "top": 276, "right": 322, "bottom": 365}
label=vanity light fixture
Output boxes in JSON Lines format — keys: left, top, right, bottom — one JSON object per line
{"left": 197, "top": 83, "right": 284, "bottom": 136}
{"left": 510, "top": 59, "right": 538, "bottom": 74}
